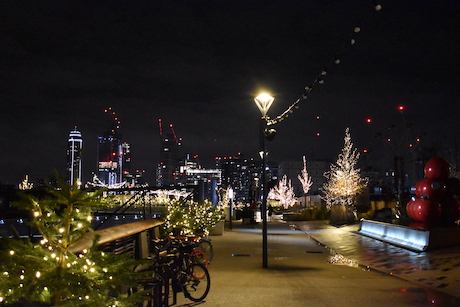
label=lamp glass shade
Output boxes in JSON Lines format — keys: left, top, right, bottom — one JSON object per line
{"left": 254, "top": 94, "right": 274, "bottom": 117}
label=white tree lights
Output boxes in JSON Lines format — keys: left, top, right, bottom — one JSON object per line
{"left": 298, "top": 156, "right": 313, "bottom": 195}
{"left": 268, "top": 175, "right": 297, "bottom": 209}
{"left": 268, "top": 156, "right": 313, "bottom": 209}
{"left": 164, "top": 200, "right": 224, "bottom": 236}
{"left": 321, "top": 128, "right": 368, "bottom": 210}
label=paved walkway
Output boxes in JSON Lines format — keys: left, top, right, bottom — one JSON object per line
{"left": 171, "top": 220, "right": 459, "bottom": 307}
{"left": 292, "top": 220, "right": 460, "bottom": 300}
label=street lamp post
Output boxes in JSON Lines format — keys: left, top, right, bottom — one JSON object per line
{"left": 254, "top": 93, "right": 274, "bottom": 268}
{"left": 228, "top": 187, "right": 234, "bottom": 230}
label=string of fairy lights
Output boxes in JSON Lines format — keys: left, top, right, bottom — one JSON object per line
{"left": 266, "top": 3, "right": 382, "bottom": 127}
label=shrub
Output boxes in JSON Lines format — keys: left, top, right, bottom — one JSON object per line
{"left": 163, "top": 200, "right": 224, "bottom": 236}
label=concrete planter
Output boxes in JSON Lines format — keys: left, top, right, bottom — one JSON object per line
{"left": 209, "top": 220, "right": 225, "bottom": 236}
{"left": 330, "top": 204, "right": 357, "bottom": 225}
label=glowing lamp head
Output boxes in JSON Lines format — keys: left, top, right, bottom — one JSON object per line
{"left": 254, "top": 93, "right": 274, "bottom": 117}
{"left": 398, "top": 105, "right": 405, "bottom": 112}
{"left": 366, "top": 118, "right": 372, "bottom": 123}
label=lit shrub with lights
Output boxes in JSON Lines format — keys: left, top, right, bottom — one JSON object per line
{"left": 89, "top": 189, "right": 186, "bottom": 211}
{"left": 0, "top": 176, "right": 148, "bottom": 306}
{"left": 163, "top": 200, "right": 224, "bottom": 236}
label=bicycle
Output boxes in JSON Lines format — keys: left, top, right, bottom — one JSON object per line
{"left": 165, "top": 233, "right": 214, "bottom": 264}
{"left": 197, "top": 237, "right": 214, "bottom": 263}
{"left": 156, "top": 240, "right": 211, "bottom": 304}
{"left": 153, "top": 235, "right": 211, "bottom": 268}
{"left": 132, "top": 241, "right": 211, "bottom": 307}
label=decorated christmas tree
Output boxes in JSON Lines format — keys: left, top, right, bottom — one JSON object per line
{"left": 298, "top": 156, "right": 313, "bottom": 195}
{"left": 321, "top": 128, "right": 367, "bottom": 211}
{"left": 0, "top": 176, "right": 148, "bottom": 306}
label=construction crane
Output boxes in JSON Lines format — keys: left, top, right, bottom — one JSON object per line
{"left": 104, "top": 107, "right": 121, "bottom": 132}
{"left": 158, "top": 119, "right": 181, "bottom": 145}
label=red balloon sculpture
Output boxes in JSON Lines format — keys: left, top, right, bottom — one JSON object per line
{"left": 424, "top": 157, "right": 451, "bottom": 179}
{"left": 407, "top": 157, "right": 460, "bottom": 225}
{"left": 406, "top": 197, "right": 442, "bottom": 224}
{"left": 414, "top": 177, "right": 445, "bottom": 199}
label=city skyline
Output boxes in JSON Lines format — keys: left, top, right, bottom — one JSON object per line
{"left": 1, "top": 1, "right": 459, "bottom": 185}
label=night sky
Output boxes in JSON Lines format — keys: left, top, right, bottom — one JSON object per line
{"left": 0, "top": 1, "right": 459, "bottom": 185}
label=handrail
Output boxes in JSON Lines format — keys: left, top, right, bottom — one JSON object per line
{"left": 69, "top": 218, "right": 164, "bottom": 253}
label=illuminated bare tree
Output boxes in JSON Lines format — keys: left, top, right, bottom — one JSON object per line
{"left": 268, "top": 175, "right": 297, "bottom": 209}
{"left": 298, "top": 156, "right": 313, "bottom": 195}
{"left": 321, "top": 128, "right": 368, "bottom": 210}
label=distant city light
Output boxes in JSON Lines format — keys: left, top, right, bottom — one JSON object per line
{"left": 398, "top": 105, "right": 405, "bottom": 112}
{"left": 366, "top": 118, "right": 372, "bottom": 123}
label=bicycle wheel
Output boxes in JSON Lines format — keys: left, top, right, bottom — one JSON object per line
{"left": 182, "top": 263, "right": 210, "bottom": 302}
{"left": 191, "top": 246, "right": 208, "bottom": 268}
{"left": 198, "top": 238, "right": 214, "bottom": 263}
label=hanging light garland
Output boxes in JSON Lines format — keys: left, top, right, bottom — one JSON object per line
{"left": 266, "top": 3, "right": 382, "bottom": 126}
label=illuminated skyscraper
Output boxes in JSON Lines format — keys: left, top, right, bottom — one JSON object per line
{"left": 67, "top": 128, "right": 83, "bottom": 186}
{"left": 157, "top": 119, "right": 181, "bottom": 186}
{"left": 94, "top": 108, "right": 139, "bottom": 188}
{"left": 97, "top": 129, "right": 123, "bottom": 187}
{"left": 96, "top": 107, "right": 133, "bottom": 188}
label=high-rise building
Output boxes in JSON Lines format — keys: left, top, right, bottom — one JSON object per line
{"left": 157, "top": 119, "right": 181, "bottom": 187}
{"left": 176, "top": 154, "right": 201, "bottom": 185}
{"left": 121, "top": 141, "right": 132, "bottom": 178}
{"left": 215, "top": 153, "right": 275, "bottom": 203}
{"left": 97, "top": 129, "right": 124, "bottom": 187}
{"left": 96, "top": 108, "right": 133, "bottom": 188}
{"left": 67, "top": 128, "right": 83, "bottom": 186}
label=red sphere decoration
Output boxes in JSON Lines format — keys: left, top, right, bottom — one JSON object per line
{"left": 406, "top": 198, "right": 421, "bottom": 219}
{"left": 424, "top": 157, "right": 451, "bottom": 179}
{"left": 440, "top": 197, "right": 460, "bottom": 223}
{"left": 406, "top": 199, "right": 415, "bottom": 218}
{"left": 414, "top": 178, "right": 445, "bottom": 199}
{"left": 406, "top": 197, "right": 442, "bottom": 223}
